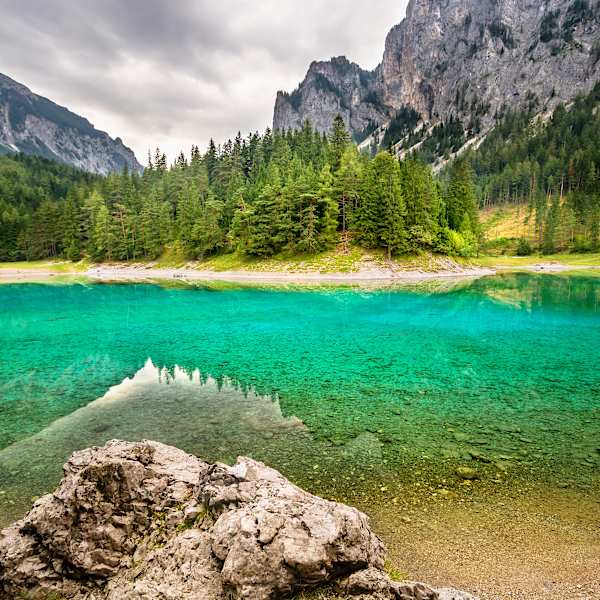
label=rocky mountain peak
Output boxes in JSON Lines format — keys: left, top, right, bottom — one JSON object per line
{"left": 0, "top": 72, "right": 142, "bottom": 175}
{"left": 274, "top": 0, "right": 600, "bottom": 155}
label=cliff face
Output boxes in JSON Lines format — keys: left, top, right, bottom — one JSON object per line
{"left": 0, "top": 73, "right": 142, "bottom": 174}
{"left": 274, "top": 56, "right": 389, "bottom": 141}
{"left": 274, "top": 0, "right": 600, "bottom": 147}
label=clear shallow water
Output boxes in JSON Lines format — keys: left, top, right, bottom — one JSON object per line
{"left": 0, "top": 274, "right": 599, "bottom": 526}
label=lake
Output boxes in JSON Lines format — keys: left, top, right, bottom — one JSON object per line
{"left": 1, "top": 274, "right": 599, "bottom": 597}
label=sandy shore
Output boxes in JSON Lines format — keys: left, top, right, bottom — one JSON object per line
{"left": 0, "top": 269, "right": 76, "bottom": 282}
{"left": 84, "top": 264, "right": 497, "bottom": 283}
{"left": 1, "top": 261, "right": 598, "bottom": 285}
{"left": 0, "top": 264, "right": 496, "bottom": 284}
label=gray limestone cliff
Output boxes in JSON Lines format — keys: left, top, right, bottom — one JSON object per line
{"left": 0, "top": 73, "right": 142, "bottom": 175}
{"left": 274, "top": 0, "right": 600, "bottom": 150}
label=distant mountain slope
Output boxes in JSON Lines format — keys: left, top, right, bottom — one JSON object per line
{"left": 274, "top": 0, "right": 600, "bottom": 156}
{"left": 0, "top": 73, "right": 142, "bottom": 175}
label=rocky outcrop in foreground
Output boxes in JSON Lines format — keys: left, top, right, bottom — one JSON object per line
{"left": 0, "top": 440, "right": 476, "bottom": 599}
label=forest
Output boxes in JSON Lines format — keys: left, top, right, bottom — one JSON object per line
{"left": 0, "top": 116, "right": 479, "bottom": 262}
{"left": 466, "top": 83, "right": 600, "bottom": 252}
{"left": 1, "top": 82, "right": 599, "bottom": 263}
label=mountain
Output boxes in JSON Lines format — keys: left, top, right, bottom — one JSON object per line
{"left": 274, "top": 0, "right": 600, "bottom": 155}
{"left": 0, "top": 73, "right": 142, "bottom": 175}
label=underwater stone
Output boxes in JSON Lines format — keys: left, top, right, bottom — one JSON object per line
{"left": 455, "top": 466, "right": 480, "bottom": 481}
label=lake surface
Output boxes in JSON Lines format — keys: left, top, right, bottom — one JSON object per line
{"left": 1, "top": 274, "right": 599, "bottom": 533}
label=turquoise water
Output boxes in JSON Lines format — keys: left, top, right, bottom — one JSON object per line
{"left": 0, "top": 274, "right": 599, "bottom": 526}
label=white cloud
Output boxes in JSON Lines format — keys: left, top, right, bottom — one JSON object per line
{"left": 0, "top": 0, "right": 409, "bottom": 163}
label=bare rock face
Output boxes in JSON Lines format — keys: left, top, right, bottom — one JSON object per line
{"left": 274, "top": 56, "right": 389, "bottom": 140}
{"left": 274, "top": 0, "right": 600, "bottom": 147}
{"left": 0, "top": 441, "right": 477, "bottom": 600}
{"left": 0, "top": 72, "right": 142, "bottom": 175}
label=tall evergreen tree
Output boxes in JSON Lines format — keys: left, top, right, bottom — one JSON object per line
{"left": 328, "top": 114, "right": 350, "bottom": 172}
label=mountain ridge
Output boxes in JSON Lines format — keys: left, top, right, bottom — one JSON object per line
{"left": 274, "top": 0, "right": 600, "bottom": 156}
{"left": 0, "top": 72, "right": 142, "bottom": 175}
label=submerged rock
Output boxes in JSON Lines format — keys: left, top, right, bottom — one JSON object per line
{"left": 0, "top": 440, "right": 478, "bottom": 599}
{"left": 455, "top": 466, "right": 480, "bottom": 481}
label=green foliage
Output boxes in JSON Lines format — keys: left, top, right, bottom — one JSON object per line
{"left": 399, "top": 158, "right": 442, "bottom": 251}
{"left": 0, "top": 117, "right": 482, "bottom": 262}
{"left": 465, "top": 83, "right": 600, "bottom": 252}
{"left": 445, "top": 158, "right": 480, "bottom": 237}
{"left": 355, "top": 152, "right": 407, "bottom": 259}
{"left": 516, "top": 237, "right": 534, "bottom": 256}
{"left": 328, "top": 114, "right": 351, "bottom": 171}
{"left": 381, "top": 107, "right": 421, "bottom": 149}
{"left": 446, "top": 229, "right": 478, "bottom": 257}
{"left": 540, "top": 9, "right": 561, "bottom": 43}
{"left": 415, "top": 116, "right": 466, "bottom": 163}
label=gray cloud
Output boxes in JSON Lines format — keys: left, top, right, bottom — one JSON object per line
{"left": 0, "top": 0, "right": 408, "bottom": 163}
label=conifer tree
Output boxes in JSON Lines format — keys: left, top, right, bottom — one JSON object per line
{"left": 191, "top": 197, "right": 225, "bottom": 258}
{"left": 328, "top": 114, "right": 350, "bottom": 172}
{"left": 334, "top": 146, "right": 362, "bottom": 235}
{"left": 92, "top": 203, "right": 114, "bottom": 261}
{"left": 446, "top": 158, "right": 479, "bottom": 236}
{"left": 62, "top": 195, "right": 82, "bottom": 260}
{"left": 355, "top": 152, "right": 407, "bottom": 259}
{"left": 399, "top": 158, "right": 441, "bottom": 250}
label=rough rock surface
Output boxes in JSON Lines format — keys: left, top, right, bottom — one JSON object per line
{"left": 0, "top": 72, "right": 142, "bottom": 174}
{"left": 337, "top": 568, "right": 475, "bottom": 600}
{"left": 0, "top": 441, "right": 478, "bottom": 600}
{"left": 274, "top": 0, "right": 600, "bottom": 142}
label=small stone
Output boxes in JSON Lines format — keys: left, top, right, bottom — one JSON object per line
{"left": 468, "top": 450, "right": 491, "bottom": 463}
{"left": 455, "top": 466, "right": 480, "bottom": 481}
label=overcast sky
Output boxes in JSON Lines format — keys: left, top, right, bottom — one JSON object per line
{"left": 1, "top": 1, "right": 408, "bottom": 164}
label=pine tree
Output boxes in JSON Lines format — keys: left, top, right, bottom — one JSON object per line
{"left": 399, "top": 158, "right": 441, "bottom": 251}
{"left": 177, "top": 180, "right": 203, "bottom": 256}
{"left": 92, "top": 203, "right": 115, "bottom": 261}
{"left": 542, "top": 194, "right": 560, "bottom": 254}
{"left": 317, "top": 165, "right": 339, "bottom": 250}
{"left": 62, "top": 195, "right": 82, "bottom": 260}
{"left": 328, "top": 114, "right": 350, "bottom": 172}
{"left": 190, "top": 197, "right": 225, "bottom": 258}
{"left": 140, "top": 192, "right": 171, "bottom": 258}
{"left": 446, "top": 158, "right": 479, "bottom": 237}
{"left": 355, "top": 152, "right": 407, "bottom": 258}
{"left": 334, "top": 146, "right": 362, "bottom": 237}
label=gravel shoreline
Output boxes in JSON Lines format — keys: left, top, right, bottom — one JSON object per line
{"left": 0, "top": 264, "right": 496, "bottom": 284}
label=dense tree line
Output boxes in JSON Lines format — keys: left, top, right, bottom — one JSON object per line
{"left": 0, "top": 115, "right": 480, "bottom": 262}
{"left": 467, "top": 83, "right": 600, "bottom": 252}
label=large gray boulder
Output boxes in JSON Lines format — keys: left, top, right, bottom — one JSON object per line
{"left": 0, "top": 440, "right": 477, "bottom": 600}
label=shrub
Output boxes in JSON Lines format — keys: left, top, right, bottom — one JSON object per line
{"left": 447, "top": 229, "right": 478, "bottom": 257}
{"left": 540, "top": 10, "right": 560, "bottom": 43}
{"left": 516, "top": 238, "right": 534, "bottom": 256}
